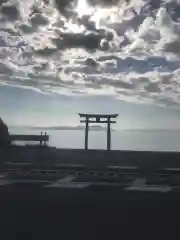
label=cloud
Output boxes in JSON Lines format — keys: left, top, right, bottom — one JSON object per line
{"left": 30, "top": 13, "right": 49, "bottom": 26}
{"left": 0, "top": 1, "right": 19, "bottom": 20}
{"left": 34, "top": 47, "right": 57, "bottom": 56}
{"left": 1, "top": 0, "right": 180, "bottom": 107}
{"left": 52, "top": 31, "right": 102, "bottom": 50}
{"left": 164, "top": 40, "right": 180, "bottom": 53}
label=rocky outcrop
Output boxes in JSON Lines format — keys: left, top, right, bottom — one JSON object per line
{"left": 0, "top": 118, "right": 10, "bottom": 147}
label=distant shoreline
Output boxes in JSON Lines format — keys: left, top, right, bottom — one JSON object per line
{"left": 9, "top": 125, "right": 115, "bottom": 131}
{"left": 9, "top": 126, "right": 180, "bottom": 132}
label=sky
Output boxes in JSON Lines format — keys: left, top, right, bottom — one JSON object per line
{"left": 2, "top": 84, "right": 180, "bottom": 130}
{"left": 2, "top": 0, "right": 180, "bottom": 132}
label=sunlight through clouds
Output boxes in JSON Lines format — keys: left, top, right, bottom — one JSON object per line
{"left": 1, "top": 0, "right": 180, "bottom": 106}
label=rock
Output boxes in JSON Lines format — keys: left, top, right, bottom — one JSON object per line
{"left": 0, "top": 118, "right": 10, "bottom": 147}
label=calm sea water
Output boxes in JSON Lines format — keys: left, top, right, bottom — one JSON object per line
{"left": 9, "top": 127, "right": 180, "bottom": 152}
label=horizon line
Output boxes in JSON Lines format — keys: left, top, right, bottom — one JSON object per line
{"left": 8, "top": 125, "right": 180, "bottom": 132}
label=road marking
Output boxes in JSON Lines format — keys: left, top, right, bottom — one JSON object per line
{"left": 125, "top": 185, "right": 172, "bottom": 193}
{"left": 57, "top": 175, "right": 76, "bottom": 183}
{"left": 164, "top": 168, "right": 180, "bottom": 172}
{"left": 0, "top": 179, "right": 12, "bottom": 186}
{"left": 5, "top": 162, "right": 33, "bottom": 166}
{"left": 44, "top": 175, "right": 91, "bottom": 188}
{"left": 0, "top": 174, "right": 7, "bottom": 178}
{"left": 125, "top": 178, "right": 172, "bottom": 193}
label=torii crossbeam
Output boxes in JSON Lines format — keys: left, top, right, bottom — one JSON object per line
{"left": 79, "top": 113, "right": 118, "bottom": 150}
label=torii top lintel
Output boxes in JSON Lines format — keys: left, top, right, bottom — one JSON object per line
{"left": 79, "top": 113, "right": 118, "bottom": 118}
{"left": 79, "top": 113, "right": 118, "bottom": 123}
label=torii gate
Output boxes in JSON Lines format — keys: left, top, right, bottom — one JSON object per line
{"left": 79, "top": 113, "right": 118, "bottom": 150}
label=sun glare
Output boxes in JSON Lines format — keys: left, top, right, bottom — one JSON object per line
{"left": 75, "top": 0, "right": 94, "bottom": 18}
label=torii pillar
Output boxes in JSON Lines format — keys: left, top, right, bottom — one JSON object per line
{"left": 79, "top": 114, "right": 118, "bottom": 150}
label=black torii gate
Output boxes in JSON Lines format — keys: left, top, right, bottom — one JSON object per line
{"left": 79, "top": 113, "right": 118, "bottom": 150}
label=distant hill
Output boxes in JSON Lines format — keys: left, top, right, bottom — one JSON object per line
{"left": 24, "top": 125, "right": 115, "bottom": 131}
{"left": 10, "top": 125, "right": 180, "bottom": 132}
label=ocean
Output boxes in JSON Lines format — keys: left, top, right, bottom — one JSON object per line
{"left": 9, "top": 127, "right": 180, "bottom": 152}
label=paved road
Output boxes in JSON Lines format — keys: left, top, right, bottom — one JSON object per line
{"left": 1, "top": 162, "right": 180, "bottom": 191}
{"left": 1, "top": 147, "right": 180, "bottom": 239}
{"left": 0, "top": 178, "right": 180, "bottom": 240}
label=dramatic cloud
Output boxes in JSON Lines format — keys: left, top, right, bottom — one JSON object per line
{"left": 1, "top": 0, "right": 180, "bottom": 106}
